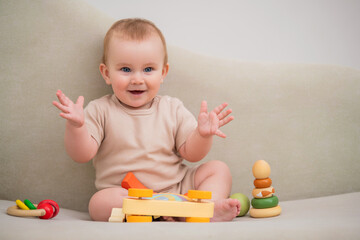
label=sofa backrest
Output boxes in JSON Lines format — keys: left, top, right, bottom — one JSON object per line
{"left": 1, "top": 0, "right": 359, "bottom": 212}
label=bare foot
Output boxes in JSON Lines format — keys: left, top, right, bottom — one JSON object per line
{"left": 211, "top": 198, "right": 241, "bottom": 222}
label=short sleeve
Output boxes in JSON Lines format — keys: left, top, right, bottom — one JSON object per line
{"left": 84, "top": 100, "right": 105, "bottom": 146}
{"left": 174, "top": 101, "right": 198, "bottom": 151}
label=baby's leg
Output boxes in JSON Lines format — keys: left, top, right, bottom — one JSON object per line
{"left": 194, "top": 160, "right": 240, "bottom": 222}
{"left": 88, "top": 187, "right": 128, "bottom": 221}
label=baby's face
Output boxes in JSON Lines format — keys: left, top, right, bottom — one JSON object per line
{"left": 104, "top": 34, "right": 168, "bottom": 109}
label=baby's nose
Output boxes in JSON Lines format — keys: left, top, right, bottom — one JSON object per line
{"left": 130, "top": 72, "right": 144, "bottom": 84}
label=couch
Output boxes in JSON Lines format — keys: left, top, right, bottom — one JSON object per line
{"left": 1, "top": 0, "right": 359, "bottom": 239}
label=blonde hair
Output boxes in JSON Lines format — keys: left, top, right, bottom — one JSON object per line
{"left": 102, "top": 18, "right": 168, "bottom": 65}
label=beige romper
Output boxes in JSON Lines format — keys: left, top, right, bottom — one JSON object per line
{"left": 84, "top": 94, "right": 198, "bottom": 194}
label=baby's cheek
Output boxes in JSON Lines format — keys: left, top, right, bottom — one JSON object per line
{"left": 112, "top": 79, "right": 128, "bottom": 89}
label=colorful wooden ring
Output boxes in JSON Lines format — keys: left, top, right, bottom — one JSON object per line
{"left": 37, "top": 203, "right": 54, "bottom": 219}
{"left": 254, "top": 178, "right": 272, "bottom": 188}
{"left": 249, "top": 205, "right": 281, "bottom": 218}
{"left": 15, "top": 200, "right": 29, "bottom": 210}
{"left": 251, "top": 195, "right": 278, "bottom": 209}
{"left": 7, "top": 204, "right": 46, "bottom": 217}
{"left": 24, "top": 199, "right": 37, "bottom": 210}
{"left": 38, "top": 199, "right": 60, "bottom": 218}
{"left": 252, "top": 186, "right": 275, "bottom": 198}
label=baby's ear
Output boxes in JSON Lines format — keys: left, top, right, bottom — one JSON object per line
{"left": 99, "top": 63, "right": 111, "bottom": 85}
{"left": 161, "top": 63, "right": 169, "bottom": 83}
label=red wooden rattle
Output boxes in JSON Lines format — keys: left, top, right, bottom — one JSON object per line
{"left": 7, "top": 199, "right": 60, "bottom": 220}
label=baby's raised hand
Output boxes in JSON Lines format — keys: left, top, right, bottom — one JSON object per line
{"left": 52, "top": 90, "right": 85, "bottom": 128}
{"left": 197, "top": 101, "right": 234, "bottom": 138}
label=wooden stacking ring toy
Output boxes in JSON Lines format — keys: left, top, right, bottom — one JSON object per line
{"left": 252, "top": 160, "right": 271, "bottom": 179}
{"left": 251, "top": 195, "right": 279, "bottom": 209}
{"left": 250, "top": 160, "right": 282, "bottom": 218}
{"left": 254, "top": 178, "right": 272, "bottom": 188}
{"left": 7, "top": 199, "right": 60, "bottom": 220}
{"left": 252, "top": 186, "right": 275, "bottom": 198}
{"left": 249, "top": 205, "right": 282, "bottom": 218}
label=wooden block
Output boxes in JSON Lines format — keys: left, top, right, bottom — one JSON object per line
{"left": 121, "top": 172, "right": 149, "bottom": 190}
{"left": 108, "top": 208, "right": 126, "bottom": 222}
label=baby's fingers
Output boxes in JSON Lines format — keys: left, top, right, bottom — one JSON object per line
{"left": 56, "top": 89, "right": 72, "bottom": 106}
{"left": 52, "top": 100, "right": 69, "bottom": 113}
{"left": 218, "top": 108, "right": 232, "bottom": 121}
{"left": 59, "top": 112, "right": 72, "bottom": 120}
{"left": 200, "top": 100, "right": 208, "bottom": 114}
{"left": 59, "top": 112, "right": 84, "bottom": 127}
{"left": 219, "top": 115, "right": 234, "bottom": 127}
{"left": 213, "top": 102, "right": 228, "bottom": 115}
{"left": 76, "top": 96, "right": 84, "bottom": 108}
{"left": 215, "top": 129, "right": 227, "bottom": 138}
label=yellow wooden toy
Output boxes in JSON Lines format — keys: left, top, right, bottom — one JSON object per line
{"left": 109, "top": 188, "right": 214, "bottom": 223}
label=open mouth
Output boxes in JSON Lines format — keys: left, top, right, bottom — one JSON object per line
{"left": 129, "top": 90, "right": 145, "bottom": 95}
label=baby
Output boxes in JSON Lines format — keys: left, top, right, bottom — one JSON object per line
{"left": 53, "top": 18, "right": 240, "bottom": 222}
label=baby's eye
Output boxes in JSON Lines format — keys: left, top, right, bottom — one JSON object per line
{"left": 121, "top": 67, "right": 131, "bottom": 72}
{"left": 144, "top": 67, "right": 153, "bottom": 73}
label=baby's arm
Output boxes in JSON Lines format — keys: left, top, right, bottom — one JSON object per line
{"left": 179, "top": 101, "right": 234, "bottom": 162}
{"left": 52, "top": 90, "right": 98, "bottom": 163}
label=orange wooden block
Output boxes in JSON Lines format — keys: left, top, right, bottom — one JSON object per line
{"left": 121, "top": 172, "right": 148, "bottom": 190}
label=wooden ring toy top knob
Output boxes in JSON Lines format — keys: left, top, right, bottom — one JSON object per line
{"left": 187, "top": 190, "right": 212, "bottom": 200}
{"left": 128, "top": 188, "right": 154, "bottom": 198}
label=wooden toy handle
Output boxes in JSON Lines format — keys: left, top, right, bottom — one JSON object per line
{"left": 7, "top": 204, "right": 46, "bottom": 217}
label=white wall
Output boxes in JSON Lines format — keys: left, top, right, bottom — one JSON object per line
{"left": 83, "top": 0, "right": 360, "bottom": 70}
